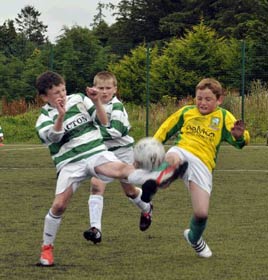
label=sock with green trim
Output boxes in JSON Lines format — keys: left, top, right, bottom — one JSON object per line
{"left": 188, "top": 216, "right": 207, "bottom": 244}
{"left": 153, "top": 161, "right": 169, "bottom": 171}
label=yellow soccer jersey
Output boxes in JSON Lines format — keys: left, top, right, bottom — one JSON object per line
{"left": 154, "top": 105, "right": 250, "bottom": 172}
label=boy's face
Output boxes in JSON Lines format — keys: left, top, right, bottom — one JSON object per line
{"left": 95, "top": 78, "right": 117, "bottom": 104}
{"left": 195, "top": 88, "right": 221, "bottom": 115}
{"left": 40, "top": 83, "right": 67, "bottom": 108}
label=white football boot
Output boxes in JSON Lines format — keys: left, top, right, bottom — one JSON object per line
{"left": 184, "top": 229, "right": 212, "bottom": 258}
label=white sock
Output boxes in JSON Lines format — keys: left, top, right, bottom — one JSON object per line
{"left": 129, "top": 188, "right": 151, "bottom": 213}
{"left": 127, "top": 169, "right": 159, "bottom": 185}
{"left": 43, "top": 209, "right": 62, "bottom": 245}
{"left": 89, "top": 195, "right": 103, "bottom": 231}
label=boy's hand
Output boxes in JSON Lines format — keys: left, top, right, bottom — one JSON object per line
{"left": 55, "top": 98, "right": 66, "bottom": 117}
{"left": 53, "top": 97, "right": 66, "bottom": 133}
{"left": 86, "top": 87, "right": 100, "bottom": 103}
{"left": 231, "top": 120, "right": 245, "bottom": 140}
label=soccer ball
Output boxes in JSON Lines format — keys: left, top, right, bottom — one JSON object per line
{"left": 134, "top": 137, "right": 165, "bottom": 171}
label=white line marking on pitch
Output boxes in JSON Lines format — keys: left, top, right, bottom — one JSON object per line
{"left": 215, "top": 169, "right": 268, "bottom": 172}
{"left": 0, "top": 167, "right": 54, "bottom": 170}
{"left": 0, "top": 168, "right": 267, "bottom": 173}
{"left": 0, "top": 147, "right": 46, "bottom": 151}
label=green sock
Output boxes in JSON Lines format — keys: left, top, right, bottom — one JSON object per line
{"left": 153, "top": 161, "right": 169, "bottom": 171}
{"left": 188, "top": 216, "right": 207, "bottom": 244}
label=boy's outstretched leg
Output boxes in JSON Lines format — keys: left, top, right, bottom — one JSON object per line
{"left": 141, "top": 161, "right": 188, "bottom": 202}
{"left": 126, "top": 186, "right": 153, "bottom": 231}
{"left": 139, "top": 203, "right": 153, "bottom": 231}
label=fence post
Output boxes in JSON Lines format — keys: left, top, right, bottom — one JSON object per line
{"left": 241, "top": 40, "right": 246, "bottom": 121}
{"left": 146, "top": 43, "right": 150, "bottom": 137}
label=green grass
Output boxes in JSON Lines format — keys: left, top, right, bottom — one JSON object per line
{"left": 1, "top": 144, "right": 268, "bottom": 280}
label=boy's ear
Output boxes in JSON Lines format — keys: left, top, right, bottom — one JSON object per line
{"left": 40, "top": 94, "right": 48, "bottom": 103}
{"left": 217, "top": 95, "right": 224, "bottom": 105}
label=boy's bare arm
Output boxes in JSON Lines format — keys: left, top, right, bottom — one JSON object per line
{"left": 86, "top": 87, "right": 108, "bottom": 125}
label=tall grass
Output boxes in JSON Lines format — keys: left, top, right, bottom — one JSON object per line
{"left": 222, "top": 81, "right": 268, "bottom": 142}
{"left": 0, "top": 110, "right": 40, "bottom": 144}
{"left": 245, "top": 81, "right": 268, "bottom": 138}
{"left": 0, "top": 83, "right": 268, "bottom": 144}
{"left": 1, "top": 96, "right": 44, "bottom": 116}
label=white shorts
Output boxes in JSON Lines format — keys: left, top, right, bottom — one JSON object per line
{"left": 167, "top": 146, "right": 212, "bottom": 195}
{"left": 56, "top": 151, "right": 120, "bottom": 195}
{"left": 113, "top": 146, "right": 134, "bottom": 165}
{"left": 112, "top": 146, "right": 134, "bottom": 184}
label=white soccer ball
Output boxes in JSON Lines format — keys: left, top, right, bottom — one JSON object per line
{"left": 134, "top": 137, "right": 165, "bottom": 171}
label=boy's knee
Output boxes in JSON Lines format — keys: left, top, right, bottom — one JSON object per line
{"left": 165, "top": 152, "right": 181, "bottom": 166}
{"left": 91, "top": 185, "right": 105, "bottom": 195}
{"left": 194, "top": 215, "right": 208, "bottom": 223}
{"left": 125, "top": 190, "right": 138, "bottom": 199}
{"left": 122, "top": 184, "right": 139, "bottom": 199}
{"left": 51, "top": 202, "right": 66, "bottom": 216}
{"left": 90, "top": 177, "right": 106, "bottom": 194}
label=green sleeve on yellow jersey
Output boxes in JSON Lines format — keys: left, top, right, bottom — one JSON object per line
{"left": 221, "top": 109, "right": 250, "bottom": 148}
{"left": 154, "top": 106, "right": 194, "bottom": 143}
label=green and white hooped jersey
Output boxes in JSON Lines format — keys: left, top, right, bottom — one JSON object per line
{"left": 35, "top": 93, "right": 106, "bottom": 172}
{"left": 94, "top": 96, "right": 134, "bottom": 151}
{"left": 0, "top": 126, "right": 3, "bottom": 137}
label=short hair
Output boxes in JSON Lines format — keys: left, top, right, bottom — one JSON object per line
{"left": 36, "top": 71, "right": 65, "bottom": 95}
{"left": 93, "top": 71, "right": 117, "bottom": 87}
{"left": 196, "top": 78, "right": 224, "bottom": 99}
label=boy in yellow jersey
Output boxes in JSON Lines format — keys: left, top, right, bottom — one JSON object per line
{"left": 142, "top": 78, "right": 250, "bottom": 258}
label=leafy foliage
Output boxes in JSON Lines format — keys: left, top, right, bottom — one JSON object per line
{"left": 52, "top": 26, "right": 110, "bottom": 93}
{"left": 0, "top": 0, "right": 268, "bottom": 103}
{"left": 15, "top": 5, "right": 48, "bottom": 44}
{"left": 0, "top": 20, "right": 17, "bottom": 57}
{"left": 109, "top": 44, "right": 159, "bottom": 104}
{"left": 111, "top": 22, "right": 241, "bottom": 102}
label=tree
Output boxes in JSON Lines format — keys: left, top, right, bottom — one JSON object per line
{"left": 0, "top": 55, "right": 26, "bottom": 100}
{"left": 0, "top": 20, "right": 17, "bottom": 56}
{"left": 109, "top": 0, "right": 184, "bottom": 54}
{"left": 151, "top": 22, "right": 241, "bottom": 99}
{"left": 21, "top": 48, "right": 48, "bottom": 101}
{"left": 15, "top": 5, "right": 48, "bottom": 44}
{"left": 92, "top": 20, "right": 111, "bottom": 47}
{"left": 163, "top": 0, "right": 268, "bottom": 41}
{"left": 109, "top": 44, "right": 159, "bottom": 104}
{"left": 53, "top": 26, "right": 110, "bottom": 93}
{"left": 91, "top": 2, "right": 110, "bottom": 28}
{"left": 109, "top": 22, "right": 241, "bottom": 104}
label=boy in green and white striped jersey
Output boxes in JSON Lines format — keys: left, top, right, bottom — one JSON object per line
{"left": 84, "top": 72, "right": 152, "bottom": 245}
{"left": 35, "top": 71, "right": 187, "bottom": 267}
